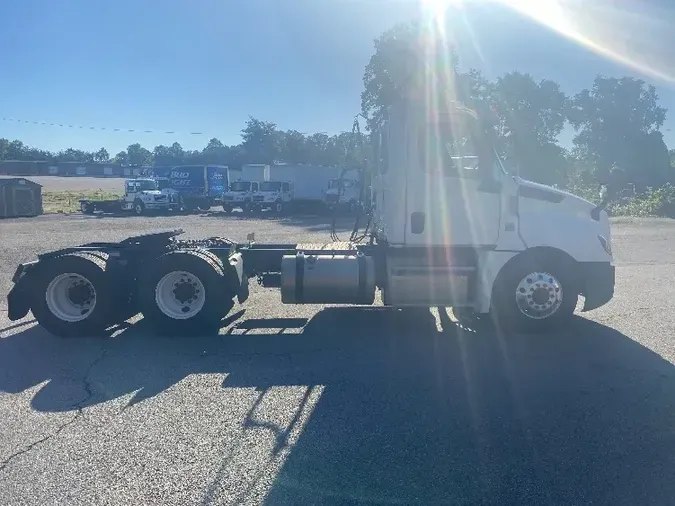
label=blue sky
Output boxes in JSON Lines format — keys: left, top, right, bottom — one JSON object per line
{"left": 2, "top": 0, "right": 675, "bottom": 155}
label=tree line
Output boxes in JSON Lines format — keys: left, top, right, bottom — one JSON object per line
{"left": 1, "top": 20, "right": 673, "bottom": 192}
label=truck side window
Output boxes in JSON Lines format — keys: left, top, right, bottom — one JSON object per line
{"left": 419, "top": 121, "right": 481, "bottom": 178}
{"left": 282, "top": 182, "right": 290, "bottom": 192}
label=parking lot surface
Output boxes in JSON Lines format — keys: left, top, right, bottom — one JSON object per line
{"left": 1, "top": 213, "right": 674, "bottom": 505}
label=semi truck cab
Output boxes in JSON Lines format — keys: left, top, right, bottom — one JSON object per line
{"left": 8, "top": 98, "right": 615, "bottom": 338}
{"left": 369, "top": 98, "right": 614, "bottom": 322}
{"left": 324, "top": 175, "right": 362, "bottom": 212}
{"left": 222, "top": 180, "right": 260, "bottom": 213}
{"left": 252, "top": 181, "right": 293, "bottom": 214}
{"left": 121, "top": 178, "right": 177, "bottom": 214}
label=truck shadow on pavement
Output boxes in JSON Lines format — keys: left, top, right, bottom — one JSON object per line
{"left": 1, "top": 309, "right": 674, "bottom": 505}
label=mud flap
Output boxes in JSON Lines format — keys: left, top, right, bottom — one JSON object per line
{"left": 7, "top": 283, "right": 31, "bottom": 321}
{"left": 227, "top": 252, "right": 249, "bottom": 304}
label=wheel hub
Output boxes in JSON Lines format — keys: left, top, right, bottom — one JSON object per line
{"left": 155, "top": 270, "right": 206, "bottom": 320}
{"left": 515, "top": 271, "right": 563, "bottom": 320}
{"left": 173, "top": 278, "right": 198, "bottom": 304}
{"left": 46, "top": 273, "right": 98, "bottom": 323}
{"left": 67, "top": 280, "right": 94, "bottom": 306}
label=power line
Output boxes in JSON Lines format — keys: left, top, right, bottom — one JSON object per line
{"left": 0, "top": 116, "right": 204, "bottom": 136}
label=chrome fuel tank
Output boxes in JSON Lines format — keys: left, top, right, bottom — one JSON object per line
{"left": 281, "top": 252, "right": 375, "bottom": 304}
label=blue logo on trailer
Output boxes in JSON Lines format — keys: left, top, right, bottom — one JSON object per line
{"left": 150, "top": 165, "right": 228, "bottom": 197}
{"left": 207, "top": 166, "right": 227, "bottom": 197}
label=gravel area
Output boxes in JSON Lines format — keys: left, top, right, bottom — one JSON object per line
{"left": 1, "top": 213, "right": 674, "bottom": 505}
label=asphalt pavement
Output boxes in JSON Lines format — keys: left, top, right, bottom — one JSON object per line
{"left": 1, "top": 213, "right": 674, "bottom": 505}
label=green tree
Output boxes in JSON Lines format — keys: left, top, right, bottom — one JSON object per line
{"left": 113, "top": 150, "right": 129, "bottom": 165}
{"left": 54, "top": 148, "right": 93, "bottom": 163}
{"left": 201, "top": 138, "right": 229, "bottom": 165}
{"left": 361, "top": 20, "right": 461, "bottom": 131}
{"left": 125, "top": 143, "right": 152, "bottom": 166}
{"left": 0, "top": 138, "right": 9, "bottom": 160}
{"left": 491, "top": 72, "right": 569, "bottom": 185}
{"left": 279, "top": 130, "right": 309, "bottom": 163}
{"left": 169, "top": 142, "right": 185, "bottom": 164}
{"left": 93, "top": 147, "right": 110, "bottom": 163}
{"left": 568, "top": 76, "right": 669, "bottom": 187}
{"left": 241, "top": 117, "right": 279, "bottom": 163}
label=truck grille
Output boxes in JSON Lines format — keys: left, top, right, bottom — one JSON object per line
{"left": 253, "top": 195, "right": 264, "bottom": 202}
{"left": 154, "top": 195, "right": 167, "bottom": 201}
{"left": 324, "top": 194, "right": 339, "bottom": 203}
{"left": 223, "top": 195, "right": 234, "bottom": 201}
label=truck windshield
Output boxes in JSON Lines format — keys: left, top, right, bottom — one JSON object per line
{"left": 230, "top": 181, "right": 251, "bottom": 191}
{"left": 260, "top": 182, "right": 282, "bottom": 191}
{"left": 136, "top": 180, "right": 159, "bottom": 191}
{"left": 328, "top": 179, "right": 355, "bottom": 189}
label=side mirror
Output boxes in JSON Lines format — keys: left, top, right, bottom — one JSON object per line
{"left": 591, "top": 184, "right": 612, "bottom": 221}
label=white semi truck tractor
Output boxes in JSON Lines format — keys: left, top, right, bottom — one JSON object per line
{"left": 6, "top": 99, "right": 615, "bottom": 337}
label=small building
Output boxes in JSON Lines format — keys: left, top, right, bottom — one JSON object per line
{"left": 0, "top": 178, "right": 43, "bottom": 217}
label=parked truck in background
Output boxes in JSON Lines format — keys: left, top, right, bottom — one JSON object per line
{"left": 222, "top": 164, "right": 269, "bottom": 213}
{"left": 251, "top": 164, "right": 341, "bottom": 214}
{"left": 151, "top": 165, "right": 229, "bottom": 212}
{"left": 323, "top": 168, "right": 364, "bottom": 213}
{"left": 8, "top": 97, "right": 616, "bottom": 339}
{"left": 80, "top": 177, "right": 179, "bottom": 215}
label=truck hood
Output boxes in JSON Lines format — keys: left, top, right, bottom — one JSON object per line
{"left": 516, "top": 177, "right": 595, "bottom": 209}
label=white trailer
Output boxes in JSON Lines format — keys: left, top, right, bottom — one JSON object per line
{"left": 241, "top": 164, "right": 270, "bottom": 183}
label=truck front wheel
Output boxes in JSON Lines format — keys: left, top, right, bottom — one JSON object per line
{"left": 491, "top": 255, "right": 577, "bottom": 333}
{"left": 139, "top": 250, "right": 235, "bottom": 335}
{"left": 80, "top": 201, "right": 94, "bottom": 214}
{"left": 31, "top": 253, "right": 116, "bottom": 337}
{"left": 134, "top": 200, "right": 145, "bottom": 216}
{"left": 274, "top": 200, "right": 285, "bottom": 215}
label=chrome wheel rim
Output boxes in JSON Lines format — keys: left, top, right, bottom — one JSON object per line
{"left": 515, "top": 271, "right": 563, "bottom": 320}
{"left": 46, "top": 273, "right": 97, "bottom": 323}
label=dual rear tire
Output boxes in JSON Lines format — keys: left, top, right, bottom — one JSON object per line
{"left": 30, "top": 249, "right": 237, "bottom": 338}
{"left": 138, "top": 249, "right": 235, "bottom": 335}
{"left": 31, "top": 253, "right": 118, "bottom": 337}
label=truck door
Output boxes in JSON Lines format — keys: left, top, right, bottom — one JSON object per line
{"left": 405, "top": 113, "right": 502, "bottom": 247}
{"left": 282, "top": 182, "right": 292, "bottom": 201}
{"left": 125, "top": 181, "right": 138, "bottom": 199}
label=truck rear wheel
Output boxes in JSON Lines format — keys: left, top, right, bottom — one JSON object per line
{"left": 139, "top": 249, "right": 235, "bottom": 335}
{"left": 491, "top": 254, "right": 577, "bottom": 333}
{"left": 80, "top": 201, "right": 94, "bottom": 214}
{"left": 31, "top": 253, "right": 116, "bottom": 337}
